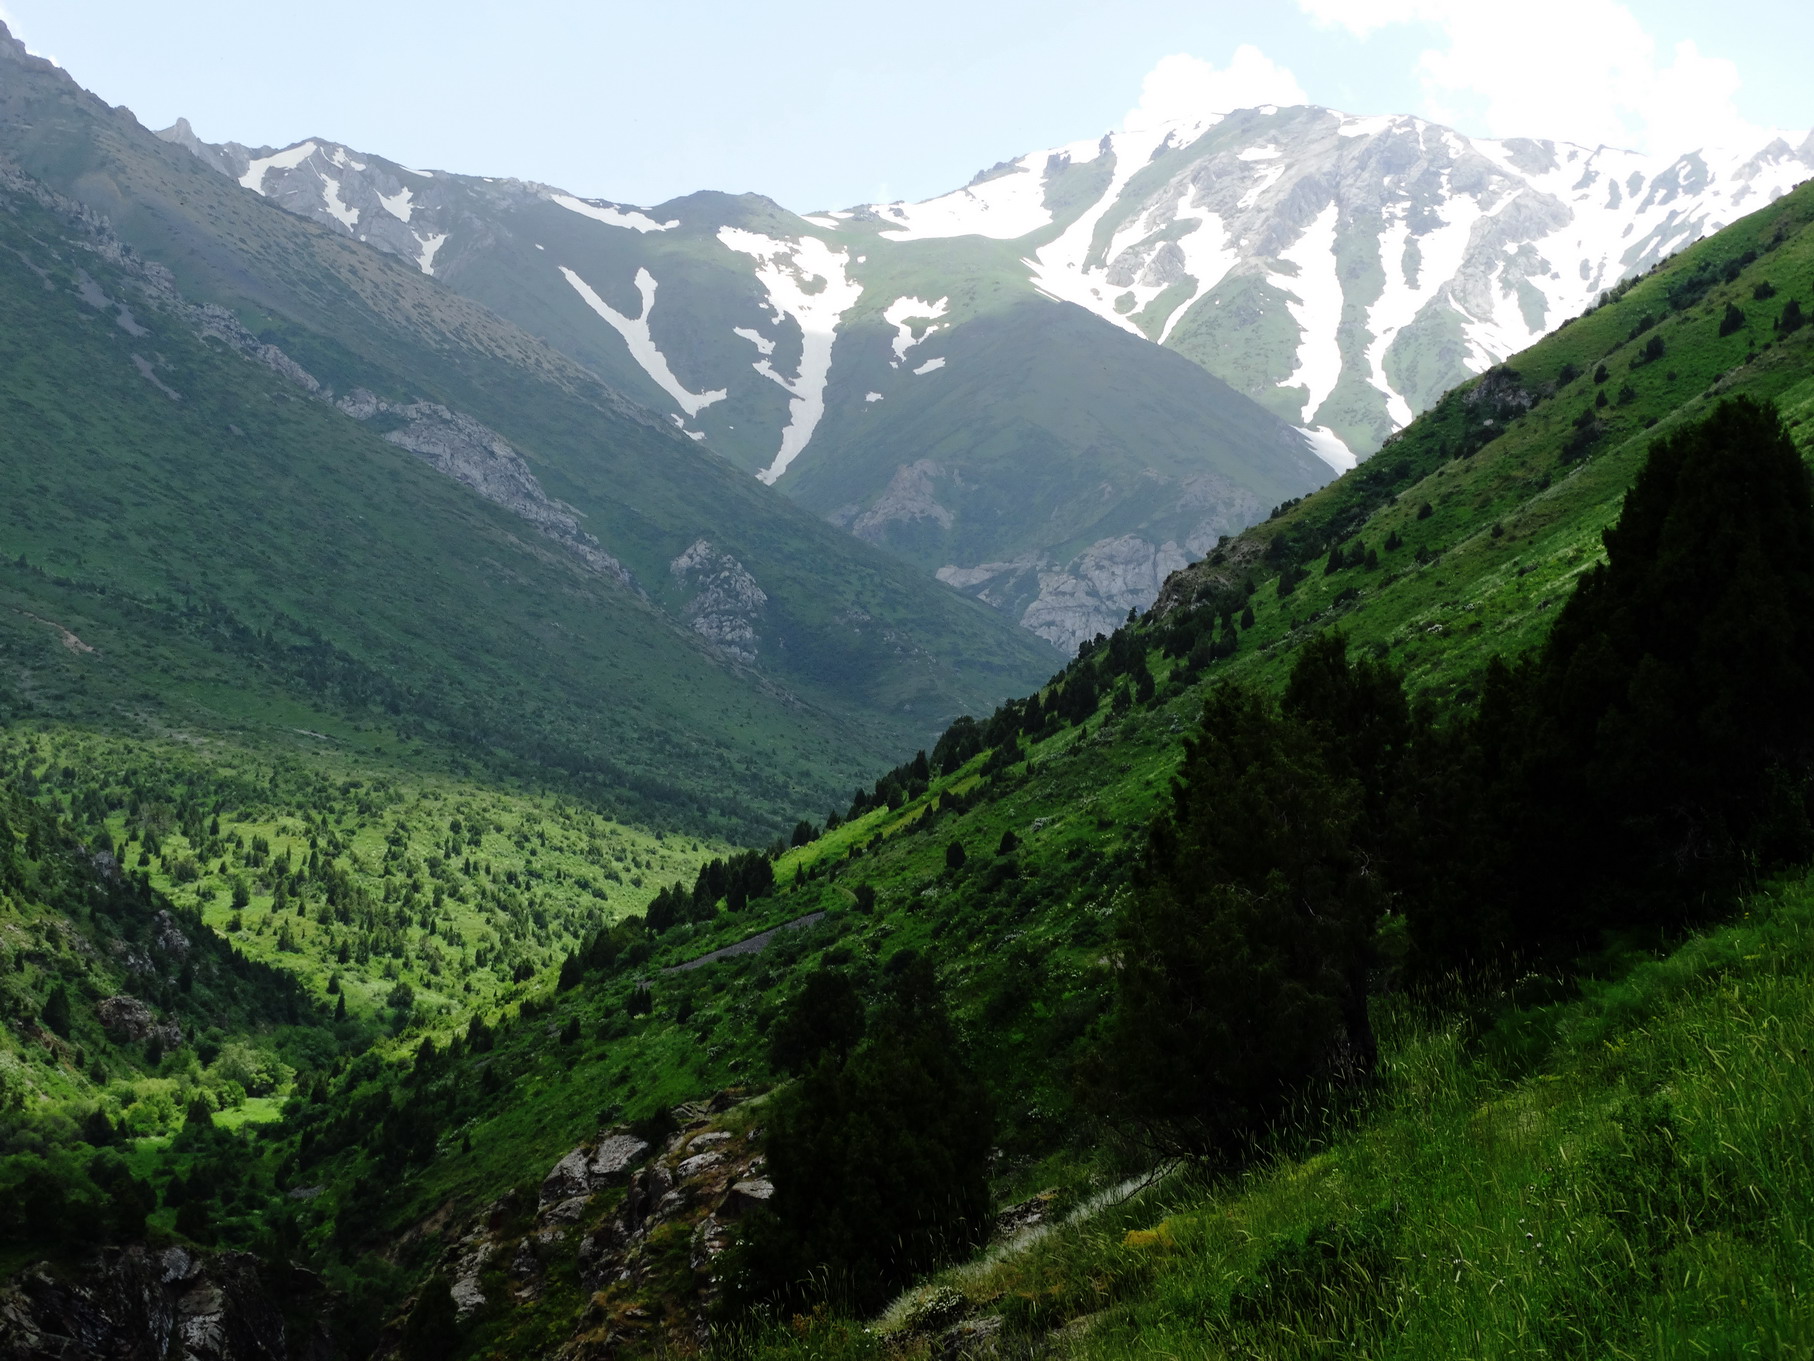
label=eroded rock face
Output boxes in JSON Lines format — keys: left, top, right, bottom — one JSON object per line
{"left": 940, "top": 535, "right": 1196, "bottom": 654}
{"left": 843, "top": 459, "right": 957, "bottom": 544}
{"left": 1020, "top": 536, "right": 1193, "bottom": 654}
{"left": 429, "top": 1090, "right": 766, "bottom": 1357}
{"left": 0, "top": 1247, "right": 331, "bottom": 1361}
{"left": 669, "top": 541, "right": 767, "bottom": 664}
{"left": 336, "top": 391, "right": 634, "bottom": 587}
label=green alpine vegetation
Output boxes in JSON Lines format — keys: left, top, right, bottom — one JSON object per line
{"left": 9, "top": 33, "right": 1814, "bottom": 1361}
{"left": 0, "top": 37, "right": 1061, "bottom": 844}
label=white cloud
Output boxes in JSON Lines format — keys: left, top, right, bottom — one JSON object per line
{"left": 1297, "top": 0, "right": 1777, "bottom": 155}
{"left": 1123, "top": 47, "right": 1309, "bottom": 132}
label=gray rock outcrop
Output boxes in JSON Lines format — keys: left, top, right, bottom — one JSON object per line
{"left": 669, "top": 541, "right": 767, "bottom": 663}
{"left": 337, "top": 391, "right": 633, "bottom": 587}
{"left": 0, "top": 1247, "right": 331, "bottom": 1360}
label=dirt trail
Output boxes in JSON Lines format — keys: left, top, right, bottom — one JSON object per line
{"left": 665, "top": 911, "right": 826, "bottom": 972}
{"left": 14, "top": 609, "right": 97, "bottom": 654}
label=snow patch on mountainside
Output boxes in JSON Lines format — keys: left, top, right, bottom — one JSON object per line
{"left": 913, "top": 357, "right": 945, "bottom": 375}
{"left": 378, "top": 186, "right": 414, "bottom": 222}
{"left": 1025, "top": 122, "right": 1215, "bottom": 334}
{"left": 239, "top": 141, "right": 317, "bottom": 193}
{"left": 875, "top": 155, "right": 1054, "bottom": 241}
{"left": 716, "top": 229, "right": 864, "bottom": 483}
{"left": 560, "top": 265, "right": 727, "bottom": 417}
{"left": 1160, "top": 210, "right": 1240, "bottom": 342}
{"left": 1003, "top": 108, "right": 1812, "bottom": 452}
{"left": 320, "top": 174, "right": 359, "bottom": 230}
{"left": 733, "top": 326, "right": 776, "bottom": 356}
{"left": 1272, "top": 204, "right": 1345, "bottom": 425}
{"left": 550, "top": 193, "right": 678, "bottom": 233}
{"left": 884, "top": 296, "right": 948, "bottom": 365}
{"left": 1301, "top": 426, "right": 1357, "bottom": 473}
{"left": 416, "top": 232, "right": 448, "bottom": 276}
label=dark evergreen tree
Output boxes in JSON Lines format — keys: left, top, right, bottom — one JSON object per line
{"left": 399, "top": 1275, "right": 460, "bottom": 1361}
{"left": 41, "top": 983, "right": 71, "bottom": 1038}
{"left": 768, "top": 968, "right": 864, "bottom": 1075}
{"left": 737, "top": 954, "right": 992, "bottom": 1311}
{"left": 1089, "top": 685, "right": 1381, "bottom": 1160}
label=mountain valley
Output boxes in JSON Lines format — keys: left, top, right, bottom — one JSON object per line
{"left": 4, "top": 16, "right": 1814, "bottom": 1361}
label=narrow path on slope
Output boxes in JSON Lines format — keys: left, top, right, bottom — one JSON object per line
{"left": 664, "top": 912, "right": 826, "bottom": 973}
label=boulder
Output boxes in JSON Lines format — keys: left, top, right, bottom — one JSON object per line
{"left": 97, "top": 995, "right": 156, "bottom": 1042}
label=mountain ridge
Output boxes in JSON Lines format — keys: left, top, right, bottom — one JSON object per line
{"left": 156, "top": 91, "right": 1813, "bottom": 649}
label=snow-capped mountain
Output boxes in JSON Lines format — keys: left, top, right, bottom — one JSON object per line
{"left": 159, "top": 105, "right": 1814, "bottom": 648}
{"left": 881, "top": 105, "right": 1814, "bottom": 461}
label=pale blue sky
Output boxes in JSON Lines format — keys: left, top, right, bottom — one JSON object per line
{"left": 4, "top": 1, "right": 1811, "bottom": 213}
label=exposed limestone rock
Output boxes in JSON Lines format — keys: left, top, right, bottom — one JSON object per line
{"left": 538, "top": 1133, "right": 649, "bottom": 1207}
{"left": 669, "top": 540, "right": 767, "bottom": 664}
{"left": 152, "top": 910, "right": 191, "bottom": 960}
{"left": 843, "top": 459, "right": 957, "bottom": 544}
{"left": 941, "top": 536, "right": 1194, "bottom": 654}
{"left": 430, "top": 1091, "right": 767, "bottom": 1357}
{"left": 1020, "top": 535, "right": 1192, "bottom": 653}
{"left": 337, "top": 392, "right": 634, "bottom": 587}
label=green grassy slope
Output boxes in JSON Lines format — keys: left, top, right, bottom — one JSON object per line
{"left": 0, "top": 174, "right": 899, "bottom": 839}
{"left": 0, "top": 34, "right": 1061, "bottom": 778}
{"left": 763, "top": 872, "right": 1814, "bottom": 1360}
{"left": 7, "top": 86, "right": 1814, "bottom": 1361}
{"left": 782, "top": 292, "right": 1329, "bottom": 579}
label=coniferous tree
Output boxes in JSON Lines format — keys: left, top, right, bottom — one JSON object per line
{"left": 737, "top": 953, "right": 992, "bottom": 1311}
{"left": 1091, "top": 684, "right": 1382, "bottom": 1160}
{"left": 768, "top": 968, "right": 864, "bottom": 1075}
{"left": 399, "top": 1276, "right": 459, "bottom": 1361}
{"left": 41, "top": 983, "right": 71, "bottom": 1038}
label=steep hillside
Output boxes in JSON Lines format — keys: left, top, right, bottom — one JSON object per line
{"left": 0, "top": 26, "right": 1059, "bottom": 771}
{"left": 0, "top": 163, "right": 906, "bottom": 840}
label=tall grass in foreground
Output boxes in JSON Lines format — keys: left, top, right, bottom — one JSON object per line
{"left": 736, "top": 876, "right": 1814, "bottom": 1360}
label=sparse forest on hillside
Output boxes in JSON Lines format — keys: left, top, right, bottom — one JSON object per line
{"left": 7, "top": 23, "right": 1814, "bottom": 1360}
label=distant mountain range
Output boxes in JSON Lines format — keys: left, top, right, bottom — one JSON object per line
{"left": 158, "top": 106, "right": 1814, "bottom": 648}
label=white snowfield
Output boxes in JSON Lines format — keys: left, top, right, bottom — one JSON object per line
{"left": 883, "top": 296, "right": 949, "bottom": 365}
{"left": 1271, "top": 203, "right": 1344, "bottom": 427}
{"left": 238, "top": 141, "right": 319, "bottom": 193}
{"left": 972, "top": 107, "right": 1814, "bottom": 450}
{"left": 319, "top": 173, "right": 359, "bottom": 231}
{"left": 415, "top": 232, "right": 448, "bottom": 277}
{"left": 559, "top": 265, "right": 727, "bottom": 417}
{"left": 1023, "top": 120, "right": 1221, "bottom": 336}
{"left": 377, "top": 186, "right": 415, "bottom": 223}
{"left": 178, "top": 102, "right": 1814, "bottom": 489}
{"left": 1301, "top": 426, "right": 1358, "bottom": 473}
{"left": 873, "top": 152, "right": 1057, "bottom": 242}
{"left": 549, "top": 193, "right": 679, "bottom": 233}
{"left": 716, "top": 229, "right": 864, "bottom": 484}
